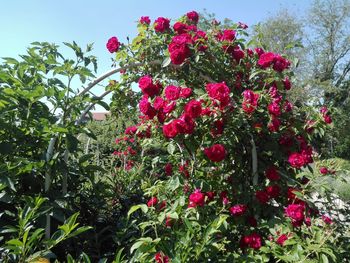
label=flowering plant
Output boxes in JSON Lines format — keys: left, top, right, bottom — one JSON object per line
{"left": 108, "top": 11, "right": 340, "bottom": 262}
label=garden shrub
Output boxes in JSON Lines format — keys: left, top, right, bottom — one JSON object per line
{"left": 107, "top": 11, "right": 346, "bottom": 262}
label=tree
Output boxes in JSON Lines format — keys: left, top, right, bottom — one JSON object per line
{"left": 306, "top": 0, "right": 350, "bottom": 158}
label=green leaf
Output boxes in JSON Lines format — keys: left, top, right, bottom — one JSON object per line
{"left": 162, "top": 57, "right": 171, "bottom": 68}
{"left": 127, "top": 204, "right": 148, "bottom": 218}
{"left": 167, "top": 142, "right": 176, "bottom": 155}
{"left": 320, "top": 254, "right": 329, "bottom": 263}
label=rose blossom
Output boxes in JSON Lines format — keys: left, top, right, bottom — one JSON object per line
{"left": 155, "top": 252, "right": 169, "bottom": 263}
{"left": 186, "top": 11, "right": 199, "bottom": 23}
{"left": 276, "top": 234, "right": 288, "bottom": 246}
{"left": 319, "top": 167, "right": 329, "bottom": 174}
{"left": 206, "top": 82, "right": 231, "bottom": 108}
{"left": 184, "top": 100, "right": 202, "bottom": 118}
{"left": 147, "top": 197, "right": 158, "bottom": 207}
{"left": 265, "top": 166, "right": 280, "bottom": 181}
{"left": 139, "top": 16, "right": 151, "bottom": 25}
{"left": 256, "top": 190, "right": 270, "bottom": 204}
{"left": 188, "top": 189, "right": 205, "bottom": 207}
{"left": 240, "top": 233, "right": 262, "bottom": 250}
{"left": 288, "top": 152, "right": 306, "bottom": 168}
{"left": 285, "top": 204, "right": 305, "bottom": 223}
{"left": 106, "top": 36, "right": 120, "bottom": 53}
{"left": 138, "top": 75, "right": 160, "bottom": 97}
{"left": 204, "top": 144, "right": 226, "bottom": 162}
{"left": 165, "top": 85, "right": 181, "bottom": 100}
{"left": 154, "top": 17, "right": 170, "bottom": 32}
{"left": 165, "top": 163, "right": 173, "bottom": 176}
{"left": 229, "top": 204, "right": 247, "bottom": 216}
{"left": 322, "top": 215, "right": 332, "bottom": 224}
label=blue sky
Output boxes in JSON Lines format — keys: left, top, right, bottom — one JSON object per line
{"left": 0, "top": 0, "right": 312, "bottom": 110}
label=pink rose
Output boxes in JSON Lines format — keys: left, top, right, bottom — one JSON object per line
{"left": 106, "top": 36, "right": 120, "bottom": 53}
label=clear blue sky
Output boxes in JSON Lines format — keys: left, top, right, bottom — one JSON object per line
{"left": 0, "top": 0, "right": 311, "bottom": 109}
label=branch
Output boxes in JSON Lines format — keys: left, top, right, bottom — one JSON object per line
{"left": 250, "top": 135, "right": 258, "bottom": 186}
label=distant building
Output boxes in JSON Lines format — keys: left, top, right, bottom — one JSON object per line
{"left": 80, "top": 112, "right": 110, "bottom": 122}
{"left": 91, "top": 112, "right": 110, "bottom": 121}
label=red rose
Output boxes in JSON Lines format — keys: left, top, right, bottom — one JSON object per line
{"left": 168, "top": 34, "right": 192, "bottom": 65}
{"left": 283, "top": 77, "right": 291, "bottom": 90}
{"left": 153, "top": 96, "right": 165, "bottom": 110}
{"left": 139, "top": 96, "right": 157, "bottom": 119}
{"left": 184, "top": 100, "right": 202, "bottom": 118}
{"left": 265, "top": 166, "right": 280, "bottom": 181}
{"left": 247, "top": 216, "right": 257, "bottom": 227}
{"left": 147, "top": 197, "right": 158, "bottom": 207}
{"left": 285, "top": 204, "right": 305, "bottom": 223}
{"left": 238, "top": 22, "right": 248, "bottom": 29}
{"left": 138, "top": 76, "right": 160, "bottom": 97}
{"left": 266, "top": 185, "right": 281, "bottom": 199}
{"left": 273, "top": 55, "right": 290, "bottom": 72}
{"left": 229, "top": 204, "right": 247, "bottom": 216}
{"left": 186, "top": 11, "right": 199, "bottom": 23}
{"left": 165, "top": 163, "right": 173, "bottom": 176}
{"left": 125, "top": 125, "right": 137, "bottom": 135}
{"left": 268, "top": 117, "right": 281, "bottom": 132}
{"left": 322, "top": 215, "right": 332, "bottom": 224}
{"left": 139, "top": 16, "right": 151, "bottom": 25}
{"left": 173, "top": 22, "right": 188, "bottom": 34}
{"left": 320, "top": 106, "right": 328, "bottom": 114}
{"left": 288, "top": 152, "right": 306, "bottom": 168}
{"left": 319, "top": 167, "right": 329, "bottom": 174}
{"left": 258, "top": 52, "right": 275, "bottom": 68}
{"left": 206, "top": 82, "right": 231, "bottom": 108}
{"left": 106, "top": 36, "right": 120, "bottom": 53}
{"left": 323, "top": 114, "right": 332, "bottom": 124}
{"left": 180, "top": 87, "right": 192, "bottom": 98}
{"left": 165, "top": 85, "right": 181, "bottom": 100}
{"left": 242, "top": 89, "right": 259, "bottom": 114}
{"left": 163, "top": 121, "right": 178, "bottom": 138}
{"left": 268, "top": 102, "right": 281, "bottom": 116}
{"left": 188, "top": 189, "right": 205, "bottom": 208}
{"left": 206, "top": 191, "right": 216, "bottom": 202}
{"left": 154, "top": 17, "right": 170, "bottom": 32}
{"left": 220, "top": 29, "right": 236, "bottom": 42}
{"left": 240, "top": 233, "right": 262, "bottom": 250}
{"left": 276, "top": 234, "right": 288, "bottom": 246}
{"left": 155, "top": 252, "right": 169, "bottom": 263}
{"left": 232, "top": 47, "right": 245, "bottom": 62}
{"left": 255, "top": 190, "right": 270, "bottom": 204}
{"left": 284, "top": 100, "right": 293, "bottom": 112}
{"left": 211, "top": 119, "right": 224, "bottom": 136}
{"left": 204, "top": 144, "right": 226, "bottom": 162}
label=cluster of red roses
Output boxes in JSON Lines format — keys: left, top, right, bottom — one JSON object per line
{"left": 108, "top": 10, "right": 336, "bottom": 260}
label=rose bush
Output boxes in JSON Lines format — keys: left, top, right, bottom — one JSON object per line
{"left": 108, "top": 11, "right": 343, "bottom": 262}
